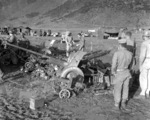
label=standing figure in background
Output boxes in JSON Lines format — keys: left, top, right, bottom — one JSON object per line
{"left": 65, "top": 31, "right": 74, "bottom": 57}
{"left": 7, "top": 30, "right": 18, "bottom": 64}
{"left": 111, "top": 38, "right": 132, "bottom": 111}
{"left": 77, "top": 33, "right": 85, "bottom": 51}
{"left": 42, "top": 39, "right": 56, "bottom": 56}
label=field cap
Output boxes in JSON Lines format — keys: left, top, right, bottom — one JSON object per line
{"left": 118, "top": 38, "right": 127, "bottom": 44}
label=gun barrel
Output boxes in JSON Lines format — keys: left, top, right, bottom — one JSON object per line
{"left": 6, "top": 42, "right": 66, "bottom": 66}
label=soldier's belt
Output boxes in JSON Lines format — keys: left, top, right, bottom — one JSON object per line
{"left": 117, "top": 68, "right": 128, "bottom": 72}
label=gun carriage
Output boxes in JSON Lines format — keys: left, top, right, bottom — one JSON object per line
{"left": 0, "top": 36, "right": 111, "bottom": 99}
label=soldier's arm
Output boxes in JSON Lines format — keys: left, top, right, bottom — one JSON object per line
{"left": 111, "top": 52, "right": 118, "bottom": 75}
{"left": 139, "top": 43, "right": 147, "bottom": 69}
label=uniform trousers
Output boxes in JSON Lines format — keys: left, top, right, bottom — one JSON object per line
{"left": 139, "top": 69, "right": 150, "bottom": 95}
{"left": 113, "top": 70, "right": 131, "bottom": 104}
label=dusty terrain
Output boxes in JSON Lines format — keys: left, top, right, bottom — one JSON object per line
{"left": 0, "top": 35, "right": 150, "bottom": 120}
{"left": 0, "top": 0, "right": 150, "bottom": 120}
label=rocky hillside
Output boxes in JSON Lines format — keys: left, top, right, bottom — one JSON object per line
{"left": 0, "top": 0, "right": 150, "bottom": 28}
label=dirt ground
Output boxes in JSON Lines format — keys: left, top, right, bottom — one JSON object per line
{"left": 0, "top": 35, "right": 150, "bottom": 120}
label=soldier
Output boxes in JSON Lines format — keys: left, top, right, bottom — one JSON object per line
{"left": 77, "top": 33, "right": 85, "bottom": 51}
{"left": 42, "top": 39, "right": 56, "bottom": 56}
{"left": 111, "top": 38, "right": 132, "bottom": 111}
{"left": 65, "top": 31, "right": 74, "bottom": 57}
{"left": 8, "top": 30, "right": 17, "bottom": 43}
{"left": 120, "top": 30, "right": 136, "bottom": 87}
{"left": 7, "top": 30, "right": 18, "bottom": 64}
{"left": 135, "top": 30, "right": 150, "bottom": 99}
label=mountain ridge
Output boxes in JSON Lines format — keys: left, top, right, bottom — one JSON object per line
{"left": 0, "top": 0, "right": 150, "bottom": 29}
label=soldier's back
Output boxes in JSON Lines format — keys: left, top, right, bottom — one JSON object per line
{"left": 116, "top": 49, "right": 132, "bottom": 69}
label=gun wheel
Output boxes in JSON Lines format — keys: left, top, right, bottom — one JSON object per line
{"left": 59, "top": 89, "right": 71, "bottom": 99}
{"left": 25, "top": 62, "right": 34, "bottom": 71}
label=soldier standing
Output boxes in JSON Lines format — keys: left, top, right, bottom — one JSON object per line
{"left": 7, "top": 30, "right": 18, "bottom": 64}
{"left": 111, "top": 38, "right": 132, "bottom": 111}
{"left": 77, "top": 33, "right": 85, "bottom": 51}
{"left": 65, "top": 31, "right": 74, "bottom": 57}
{"left": 135, "top": 30, "right": 150, "bottom": 99}
{"left": 120, "top": 30, "right": 136, "bottom": 87}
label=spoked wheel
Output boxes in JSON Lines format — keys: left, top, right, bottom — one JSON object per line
{"left": 25, "top": 62, "right": 34, "bottom": 72}
{"left": 61, "top": 67, "right": 84, "bottom": 94}
{"left": 59, "top": 89, "right": 71, "bottom": 99}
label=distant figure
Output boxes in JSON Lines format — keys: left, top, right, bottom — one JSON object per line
{"left": 77, "top": 33, "right": 85, "bottom": 51}
{"left": 43, "top": 39, "right": 56, "bottom": 55}
{"left": 42, "top": 31, "right": 47, "bottom": 37}
{"left": 7, "top": 30, "right": 18, "bottom": 45}
{"left": 39, "top": 29, "right": 43, "bottom": 36}
{"left": 7, "top": 30, "right": 18, "bottom": 64}
{"left": 64, "top": 31, "right": 74, "bottom": 57}
{"left": 30, "top": 30, "right": 34, "bottom": 36}
{"left": 47, "top": 30, "right": 51, "bottom": 36}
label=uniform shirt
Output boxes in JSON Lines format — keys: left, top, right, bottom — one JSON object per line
{"left": 79, "top": 37, "right": 85, "bottom": 49}
{"left": 140, "top": 40, "right": 150, "bottom": 58}
{"left": 111, "top": 47, "right": 132, "bottom": 75}
{"left": 139, "top": 40, "right": 150, "bottom": 69}
{"left": 66, "top": 36, "right": 73, "bottom": 46}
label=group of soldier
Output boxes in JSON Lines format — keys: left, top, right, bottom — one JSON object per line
{"left": 111, "top": 29, "right": 150, "bottom": 112}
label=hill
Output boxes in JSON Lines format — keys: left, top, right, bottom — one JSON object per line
{"left": 0, "top": 0, "right": 150, "bottom": 29}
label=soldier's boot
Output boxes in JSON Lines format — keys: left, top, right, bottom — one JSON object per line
{"left": 121, "top": 100, "right": 131, "bottom": 112}
{"left": 112, "top": 102, "right": 121, "bottom": 112}
{"left": 145, "top": 91, "right": 150, "bottom": 98}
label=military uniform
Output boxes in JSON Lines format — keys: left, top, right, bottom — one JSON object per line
{"left": 65, "top": 31, "right": 73, "bottom": 57}
{"left": 138, "top": 30, "right": 150, "bottom": 98}
{"left": 120, "top": 31, "right": 136, "bottom": 88}
{"left": 7, "top": 31, "right": 18, "bottom": 64}
{"left": 78, "top": 35, "right": 85, "bottom": 51}
{"left": 111, "top": 38, "right": 132, "bottom": 110}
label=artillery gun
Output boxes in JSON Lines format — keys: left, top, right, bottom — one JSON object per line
{"left": 0, "top": 36, "right": 111, "bottom": 99}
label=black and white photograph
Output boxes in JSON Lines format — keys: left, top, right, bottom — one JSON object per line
{"left": 0, "top": 0, "right": 150, "bottom": 120}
